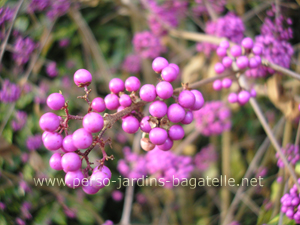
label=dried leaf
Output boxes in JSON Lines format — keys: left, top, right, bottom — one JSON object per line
{"left": 29, "top": 151, "right": 45, "bottom": 172}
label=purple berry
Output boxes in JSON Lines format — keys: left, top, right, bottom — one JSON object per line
{"left": 169, "top": 63, "right": 180, "bottom": 74}
{"left": 109, "top": 78, "right": 125, "bottom": 94}
{"left": 39, "top": 112, "right": 60, "bottom": 132}
{"left": 236, "top": 56, "right": 249, "bottom": 69}
{"left": 82, "top": 182, "right": 100, "bottom": 195}
{"left": 62, "top": 152, "right": 82, "bottom": 172}
{"left": 93, "top": 165, "right": 112, "bottom": 179}
{"left": 249, "top": 57, "right": 259, "bottom": 68}
{"left": 219, "top": 40, "right": 230, "bottom": 49}
{"left": 250, "top": 88, "right": 257, "bottom": 97}
{"left": 47, "top": 93, "right": 65, "bottom": 110}
{"left": 222, "top": 78, "right": 232, "bottom": 89}
{"left": 216, "top": 47, "right": 227, "bottom": 57}
{"left": 156, "top": 81, "right": 173, "bottom": 99}
{"left": 252, "top": 45, "right": 262, "bottom": 55}
{"left": 140, "top": 116, "right": 152, "bottom": 133}
{"left": 74, "top": 69, "right": 92, "bottom": 87}
{"left": 228, "top": 93, "right": 238, "bottom": 103}
{"left": 241, "top": 37, "right": 253, "bottom": 49}
{"left": 213, "top": 79, "right": 222, "bottom": 91}
{"left": 152, "top": 57, "right": 168, "bottom": 73}
{"left": 83, "top": 112, "right": 104, "bottom": 133}
{"left": 72, "top": 128, "right": 93, "bottom": 149}
{"left": 238, "top": 90, "right": 251, "bottom": 105}
{"left": 214, "top": 63, "right": 225, "bottom": 74}
{"left": 49, "top": 153, "right": 63, "bottom": 170}
{"left": 65, "top": 170, "right": 84, "bottom": 188}
{"left": 222, "top": 56, "right": 232, "bottom": 68}
{"left": 149, "top": 128, "right": 168, "bottom": 145}
{"left": 122, "top": 116, "right": 139, "bottom": 133}
{"left": 230, "top": 45, "right": 242, "bottom": 57}
{"left": 161, "top": 66, "right": 178, "bottom": 82}
{"left": 119, "top": 94, "right": 132, "bottom": 107}
{"left": 169, "top": 125, "right": 184, "bottom": 140}
{"left": 63, "top": 135, "right": 77, "bottom": 152}
{"left": 125, "top": 76, "right": 141, "bottom": 92}
{"left": 43, "top": 132, "right": 63, "bottom": 151}
{"left": 139, "top": 84, "right": 156, "bottom": 102}
{"left": 178, "top": 90, "right": 196, "bottom": 109}
{"left": 190, "top": 90, "right": 204, "bottom": 111}
{"left": 157, "top": 137, "right": 173, "bottom": 151}
{"left": 91, "top": 97, "right": 106, "bottom": 112}
{"left": 181, "top": 110, "right": 193, "bottom": 125}
{"left": 104, "top": 94, "right": 120, "bottom": 110}
{"left": 167, "top": 103, "right": 185, "bottom": 123}
{"left": 149, "top": 101, "right": 168, "bottom": 118}
{"left": 90, "top": 169, "right": 111, "bottom": 189}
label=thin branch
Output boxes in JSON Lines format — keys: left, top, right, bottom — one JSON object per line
{"left": 262, "top": 60, "right": 300, "bottom": 81}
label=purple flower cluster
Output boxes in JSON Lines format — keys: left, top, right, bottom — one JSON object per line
{"left": 197, "top": 13, "right": 245, "bottom": 55}
{"left": 117, "top": 147, "right": 147, "bottom": 180}
{"left": 103, "top": 220, "right": 114, "bottom": 225}
{"left": 0, "top": 202, "right": 5, "bottom": 210}
{"left": 28, "top": 0, "right": 50, "bottom": 13}
{"left": 20, "top": 201, "right": 32, "bottom": 219}
{"left": 194, "top": 144, "right": 217, "bottom": 172}
{"left": 281, "top": 179, "right": 300, "bottom": 223}
{"left": 112, "top": 190, "right": 123, "bottom": 201}
{"left": 145, "top": 147, "right": 194, "bottom": 189}
{"left": 59, "top": 38, "right": 70, "bottom": 48}
{"left": 276, "top": 144, "right": 300, "bottom": 168}
{"left": 0, "top": 79, "right": 21, "bottom": 103}
{"left": 193, "top": 101, "right": 231, "bottom": 136}
{"left": 11, "top": 111, "right": 27, "bottom": 131}
{"left": 0, "top": 6, "right": 13, "bottom": 27}
{"left": 132, "top": 31, "right": 165, "bottom": 59}
{"left": 26, "top": 134, "right": 43, "bottom": 151}
{"left": 122, "top": 54, "right": 141, "bottom": 74}
{"left": 192, "top": 0, "right": 226, "bottom": 16}
{"left": 13, "top": 37, "right": 36, "bottom": 66}
{"left": 46, "top": 62, "right": 59, "bottom": 77}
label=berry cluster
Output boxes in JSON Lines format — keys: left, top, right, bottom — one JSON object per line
{"left": 276, "top": 144, "right": 300, "bottom": 168}
{"left": 11, "top": 111, "right": 27, "bottom": 131}
{"left": 281, "top": 180, "right": 300, "bottom": 223}
{"left": 122, "top": 54, "right": 141, "bottom": 74}
{"left": 194, "top": 144, "right": 217, "bottom": 172}
{"left": 192, "top": 0, "right": 226, "bottom": 16}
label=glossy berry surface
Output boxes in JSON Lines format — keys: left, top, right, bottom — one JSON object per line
{"left": 65, "top": 170, "right": 84, "bottom": 188}
{"left": 109, "top": 78, "right": 125, "bottom": 94}
{"left": 214, "top": 63, "right": 225, "bottom": 74}
{"left": 181, "top": 110, "right": 193, "bottom": 124}
{"left": 140, "top": 116, "right": 152, "bottom": 133}
{"left": 104, "top": 94, "right": 120, "bottom": 110}
{"left": 152, "top": 57, "right": 168, "bottom": 73}
{"left": 157, "top": 137, "right": 173, "bottom": 151}
{"left": 167, "top": 103, "right": 185, "bottom": 123}
{"left": 149, "top": 101, "right": 168, "bottom": 118}
{"left": 156, "top": 81, "right": 173, "bottom": 99}
{"left": 91, "top": 97, "right": 106, "bottom": 112}
{"left": 49, "top": 153, "right": 63, "bottom": 170}
{"left": 190, "top": 90, "right": 204, "bottom": 111}
{"left": 62, "top": 135, "right": 77, "bottom": 152}
{"left": 161, "top": 66, "right": 178, "bottom": 82}
{"left": 43, "top": 132, "right": 63, "bottom": 151}
{"left": 122, "top": 116, "right": 139, "bottom": 134}
{"left": 230, "top": 45, "right": 242, "bottom": 57}
{"left": 83, "top": 112, "right": 104, "bottom": 133}
{"left": 168, "top": 125, "right": 184, "bottom": 140}
{"left": 139, "top": 84, "right": 156, "bottom": 102}
{"left": 61, "top": 152, "right": 82, "bottom": 172}
{"left": 39, "top": 112, "right": 60, "bottom": 132}
{"left": 47, "top": 93, "right": 65, "bottom": 110}
{"left": 74, "top": 69, "right": 92, "bottom": 87}
{"left": 125, "top": 76, "right": 141, "bottom": 92}
{"left": 72, "top": 128, "right": 93, "bottom": 149}
{"left": 149, "top": 128, "right": 168, "bottom": 145}
{"left": 119, "top": 94, "right": 132, "bottom": 107}
{"left": 178, "top": 90, "right": 195, "bottom": 109}
{"left": 238, "top": 90, "right": 251, "bottom": 105}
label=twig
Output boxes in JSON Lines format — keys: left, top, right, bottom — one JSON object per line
{"left": 242, "top": 2, "right": 271, "bottom": 22}
{"left": 262, "top": 60, "right": 300, "bottom": 81}
{"left": 203, "top": 0, "right": 218, "bottom": 21}
{"left": 174, "top": 130, "right": 199, "bottom": 154}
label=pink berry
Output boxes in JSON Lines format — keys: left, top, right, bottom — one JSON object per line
{"left": 249, "top": 57, "right": 259, "bottom": 68}
{"left": 214, "top": 63, "right": 225, "bottom": 74}
{"left": 122, "top": 116, "right": 139, "bottom": 133}
{"left": 167, "top": 103, "right": 185, "bottom": 123}
{"left": 139, "top": 84, "right": 156, "bottom": 102}
{"left": 39, "top": 112, "right": 60, "bottom": 132}
{"left": 219, "top": 40, "right": 230, "bottom": 49}
{"left": 181, "top": 110, "right": 193, "bottom": 125}
{"left": 236, "top": 56, "right": 249, "bottom": 69}
{"left": 152, "top": 57, "right": 168, "bottom": 73}
{"left": 216, "top": 47, "right": 227, "bottom": 57}
{"left": 213, "top": 79, "right": 222, "bottom": 91}
{"left": 161, "top": 66, "right": 178, "bottom": 82}
{"left": 250, "top": 88, "right": 257, "bottom": 97}
{"left": 93, "top": 165, "right": 112, "bottom": 179}
{"left": 156, "top": 81, "right": 173, "bottom": 99}
{"left": 140, "top": 116, "right": 152, "bottom": 133}
{"left": 109, "top": 78, "right": 125, "bottom": 94}
{"left": 222, "top": 56, "right": 232, "bottom": 68}
{"left": 43, "top": 132, "right": 63, "bottom": 151}
{"left": 252, "top": 45, "right": 262, "bottom": 55}
{"left": 125, "top": 76, "right": 141, "bottom": 92}
{"left": 62, "top": 152, "right": 82, "bottom": 172}
{"left": 91, "top": 97, "right": 106, "bottom": 112}
{"left": 241, "top": 37, "right": 253, "bottom": 49}
{"left": 82, "top": 182, "right": 100, "bottom": 195}
{"left": 168, "top": 125, "right": 184, "bottom": 140}
{"left": 222, "top": 78, "right": 232, "bottom": 89}
{"left": 149, "top": 101, "right": 168, "bottom": 118}
{"left": 228, "top": 93, "right": 238, "bottom": 103}
{"left": 104, "top": 94, "right": 120, "bottom": 110}
{"left": 149, "top": 128, "right": 168, "bottom": 145}
{"left": 63, "top": 135, "right": 77, "bottom": 152}
{"left": 190, "top": 90, "right": 204, "bottom": 111}
{"left": 230, "top": 45, "right": 242, "bottom": 57}
{"left": 47, "top": 93, "right": 65, "bottom": 110}
{"left": 49, "top": 153, "right": 63, "bottom": 170}
{"left": 72, "top": 128, "right": 93, "bottom": 149}
{"left": 238, "top": 90, "right": 251, "bottom": 105}
{"left": 157, "top": 137, "right": 173, "bottom": 151}
{"left": 90, "top": 170, "right": 111, "bottom": 189}
{"left": 83, "top": 112, "right": 104, "bottom": 133}
{"left": 178, "top": 90, "right": 195, "bottom": 108}
{"left": 119, "top": 94, "right": 132, "bottom": 107}
{"left": 169, "top": 63, "right": 180, "bottom": 74}
{"left": 74, "top": 69, "right": 92, "bottom": 87}
{"left": 65, "top": 170, "right": 84, "bottom": 188}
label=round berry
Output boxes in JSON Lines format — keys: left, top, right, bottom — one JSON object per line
{"left": 219, "top": 40, "right": 230, "bottom": 49}
{"left": 47, "top": 93, "right": 65, "bottom": 110}
{"left": 157, "top": 137, "right": 173, "bottom": 151}
{"left": 90, "top": 170, "right": 111, "bottom": 189}
{"left": 249, "top": 57, "right": 259, "bottom": 68}
{"left": 72, "top": 128, "right": 93, "bottom": 149}
{"left": 39, "top": 112, "right": 60, "bottom": 132}
{"left": 168, "top": 125, "right": 184, "bottom": 140}
{"left": 161, "top": 66, "right": 178, "bottom": 82}
{"left": 181, "top": 110, "right": 193, "bottom": 125}
{"left": 216, "top": 47, "right": 227, "bottom": 57}
{"left": 140, "top": 138, "right": 155, "bottom": 151}
{"left": 222, "top": 56, "right": 232, "bottom": 68}
{"left": 91, "top": 97, "right": 106, "bottom": 112}
{"left": 82, "top": 182, "right": 100, "bottom": 195}
{"left": 125, "top": 76, "right": 141, "bottom": 92}
{"left": 236, "top": 56, "right": 249, "bottom": 69}
{"left": 65, "top": 170, "right": 84, "bottom": 188}
{"left": 228, "top": 92, "right": 238, "bottom": 103}
{"left": 74, "top": 69, "right": 92, "bottom": 87}
{"left": 43, "top": 132, "right": 63, "bottom": 151}
{"left": 109, "top": 78, "right": 125, "bottom": 94}
{"left": 252, "top": 45, "right": 262, "bottom": 55}
{"left": 149, "top": 101, "right": 168, "bottom": 118}
{"left": 169, "top": 63, "right": 180, "bottom": 74}
{"left": 213, "top": 79, "right": 222, "bottom": 91}
{"left": 93, "top": 165, "right": 112, "bottom": 179}
{"left": 241, "top": 37, "right": 253, "bottom": 49}
{"left": 122, "top": 116, "right": 139, "bottom": 134}
{"left": 178, "top": 90, "right": 195, "bottom": 109}
{"left": 139, "top": 84, "right": 156, "bottom": 102}
{"left": 62, "top": 152, "right": 82, "bottom": 172}
{"left": 63, "top": 135, "right": 77, "bottom": 152}
{"left": 222, "top": 78, "right": 232, "bottom": 89}
{"left": 156, "top": 81, "right": 173, "bottom": 99}
{"left": 83, "top": 112, "right": 104, "bottom": 133}
{"left": 149, "top": 128, "right": 168, "bottom": 145}
{"left": 190, "top": 90, "right": 204, "bottom": 111}
{"left": 214, "top": 62, "right": 225, "bottom": 74}
{"left": 167, "top": 103, "right": 185, "bottom": 123}
{"left": 140, "top": 116, "right": 152, "bottom": 133}
{"left": 238, "top": 90, "right": 251, "bottom": 105}
{"left": 119, "top": 94, "right": 132, "bottom": 107}
{"left": 230, "top": 45, "right": 242, "bottom": 57}
{"left": 250, "top": 88, "right": 257, "bottom": 97}
{"left": 49, "top": 153, "right": 63, "bottom": 170}
{"left": 104, "top": 94, "right": 120, "bottom": 110}
{"left": 152, "top": 57, "right": 168, "bottom": 73}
